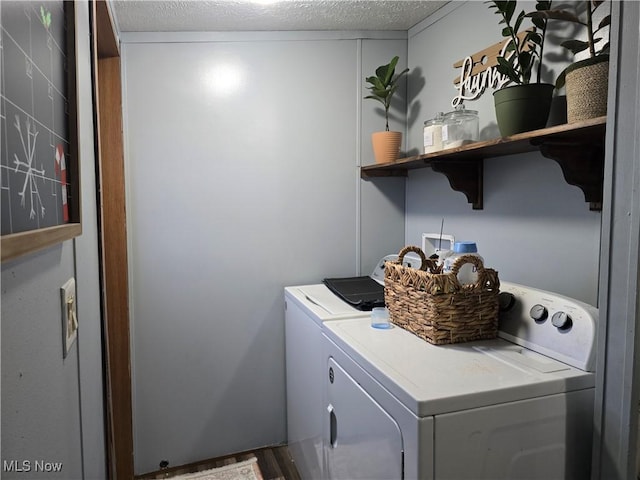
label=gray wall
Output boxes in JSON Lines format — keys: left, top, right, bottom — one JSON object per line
{"left": 404, "top": 1, "right": 601, "bottom": 305}
{"left": 1, "top": 2, "right": 636, "bottom": 478}
{"left": 120, "top": 33, "right": 405, "bottom": 474}
{"left": 1, "top": 2, "right": 106, "bottom": 479}
{"left": 593, "top": 1, "right": 640, "bottom": 477}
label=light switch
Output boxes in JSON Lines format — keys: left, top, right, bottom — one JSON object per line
{"left": 61, "top": 278, "right": 78, "bottom": 358}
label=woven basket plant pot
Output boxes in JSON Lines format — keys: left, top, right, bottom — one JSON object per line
{"left": 371, "top": 131, "right": 402, "bottom": 164}
{"left": 493, "top": 83, "right": 554, "bottom": 137}
{"left": 565, "top": 56, "right": 609, "bottom": 123}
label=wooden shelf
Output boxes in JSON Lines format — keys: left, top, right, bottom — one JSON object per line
{"left": 361, "top": 116, "right": 606, "bottom": 210}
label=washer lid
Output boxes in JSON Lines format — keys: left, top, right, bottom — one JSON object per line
{"left": 324, "top": 317, "right": 595, "bottom": 417}
{"left": 285, "top": 284, "right": 370, "bottom": 320}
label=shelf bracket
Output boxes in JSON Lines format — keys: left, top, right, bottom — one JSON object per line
{"left": 536, "top": 140, "right": 604, "bottom": 211}
{"left": 431, "top": 159, "right": 483, "bottom": 209}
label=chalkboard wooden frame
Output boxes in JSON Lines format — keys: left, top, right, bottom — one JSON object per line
{"left": 1, "top": 2, "right": 81, "bottom": 262}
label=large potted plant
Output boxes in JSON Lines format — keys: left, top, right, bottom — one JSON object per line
{"left": 529, "top": 1, "right": 610, "bottom": 123}
{"left": 489, "top": 0, "right": 555, "bottom": 136}
{"left": 364, "top": 56, "right": 409, "bottom": 164}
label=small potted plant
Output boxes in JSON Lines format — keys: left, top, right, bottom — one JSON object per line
{"left": 488, "top": 0, "right": 555, "bottom": 136}
{"left": 364, "top": 56, "right": 409, "bottom": 164}
{"left": 528, "top": 1, "right": 610, "bottom": 122}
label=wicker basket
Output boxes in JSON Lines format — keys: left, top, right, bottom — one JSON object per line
{"left": 384, "top": 246, "right": 500, "bottom": 345}
{"left": 566, "top": 57, "right": 609, "bottom": 123}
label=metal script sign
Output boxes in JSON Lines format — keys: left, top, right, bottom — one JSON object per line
{"left": 451, "top": 30, "right": 533, "bottom": 108}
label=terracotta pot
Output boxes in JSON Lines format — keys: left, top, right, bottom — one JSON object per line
{"left": 565, "top": 56, "right": 609, "bottom": 123}
{"left": 371, "top": 131, "right": 402, "bottom": 164}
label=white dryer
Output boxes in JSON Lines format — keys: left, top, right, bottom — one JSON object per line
{"left": 284, "top": 254, "right": 422, "bottom": 479}
{"left": 322, "top": 281, "right": 598, "bottom": 480}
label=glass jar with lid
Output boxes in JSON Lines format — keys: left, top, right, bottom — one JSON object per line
{"left": 423, "top": 112, "right": 445, "bottom": 154}
{"left": 442, "top": 104, "right": 479, "bottom": 149}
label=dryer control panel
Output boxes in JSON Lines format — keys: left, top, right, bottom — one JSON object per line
{"left": 498, "top": 282, "right": 598, "bottom": 372}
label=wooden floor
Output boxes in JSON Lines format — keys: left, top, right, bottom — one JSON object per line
{"left": 136, "top": 445, "right": 301, "bottom": 480}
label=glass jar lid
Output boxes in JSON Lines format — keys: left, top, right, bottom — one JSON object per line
{"left": 424, "top": 111, "right": 445, "bottom": 127}
{"left": 445, "top": 104, "right": 478, "bottom": 121}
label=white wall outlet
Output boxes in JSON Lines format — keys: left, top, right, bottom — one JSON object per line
{"left": 61, "top": 278, "right": 78, "bottom": 358}
{"left": 422, "top": 232, "right": 456, "bottom": 257}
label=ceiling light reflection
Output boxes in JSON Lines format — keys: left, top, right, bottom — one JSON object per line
{"left": 204, "top": 63, "right": 245, "bottom": 97}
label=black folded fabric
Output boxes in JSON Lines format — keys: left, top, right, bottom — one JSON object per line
{"left": 323, "top": 276, "right": 385, "bottom": 311}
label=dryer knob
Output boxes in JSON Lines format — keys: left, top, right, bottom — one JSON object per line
{"left": 529, "top": 304, "right": 548, "bottom": 322}
{"left": 498, "top": 292, "right": 516, "bottom": 312}
{"left": 551, "top": 311, "right": 572, "bottom": 330}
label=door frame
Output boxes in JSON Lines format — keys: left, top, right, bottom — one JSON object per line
{"left": 92, "top": 1, "right": 134, "bottom": 477}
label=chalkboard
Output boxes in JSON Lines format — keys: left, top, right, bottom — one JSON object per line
{"left": 1, "top": 1, "right": 80, "bottom": 262}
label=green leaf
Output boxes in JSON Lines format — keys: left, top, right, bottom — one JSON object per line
{"left": 365, "top": 76, "right": 384, "bottom": 90}
{"left": 504, "top": 68, "right": 523, "bottom": 84}
{"left": 531, "top": 16, "right": 545, "bottom": 29}
{"left": 519, "top": 50, "right": 533, "bottom": 68}
{"left": 598, "top": 15, "right": 611, "bottom": 30}
{"left": 502, "top": 26, "right": 513, "bottom": 37}
{"left": 528, "top": 32, "right": 543, "bottom": 46}
{"left": 383, "top": 56, "right": 399, "bottom": 86}
{"left": 492, "top": 1, "right": 516, "bottom": 23}
{"left": 536, "top": 1, "right": 552, "bottom": 11}
{"left": 505, "top": 0, "right": 516, "bottom": 23}
{"left": 374, "top": 66, "right": 389, "bottom": 85}
{"left": 561, "top": 39, "right": 590, "bottom": 55}
{"left": 493, "top": 1, "right": 509, "bottom": 14}
{"left": 370, "top": 88, "right": 389, "bottom": 98}
{"left": 526, "top": 10, "right": 584, "bottom": 24}
{"left": 496, "top": 56, "right": 521, "bottom": 84}
{"left": 503, "top": 42, "right": 517, "bottom": 53}
{"left": 555, "top": 69, "right": 567, "bottom": 89}
{"left": 513, "top": 9, "right": 526, "bottom": 32}
{"left": 495, "top": 62, "right": 510, "bottom": 77}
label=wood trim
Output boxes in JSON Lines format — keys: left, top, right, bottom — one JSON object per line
{"left": 95, "top": 0, "right": 119, "bottom": 58}
{"left": 97, "top": 55, "right": 134, "bottom": 478}
{"left": 93, "top": 1, "right": 134, "bottom": 478}
{"left": 1, "top": 224, "right": 82, "bottom": 262}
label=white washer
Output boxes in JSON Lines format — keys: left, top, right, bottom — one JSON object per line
{"left": 284, "top": 254, "right": 421, "bottom": 479}
{"left": 322, "top": 281, "right": 598, "bottom": 480}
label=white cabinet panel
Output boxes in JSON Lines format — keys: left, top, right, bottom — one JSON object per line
{"left": 285, "top": 299, "right": 325, "bottom": 480}
{"left": 434, "top": 390, "right": 594, "bottom": 479}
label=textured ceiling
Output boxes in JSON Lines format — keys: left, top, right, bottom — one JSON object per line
{"left": 110, "top": 1, "right": 449, "bottom": 33}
